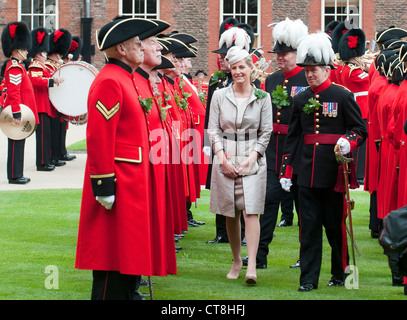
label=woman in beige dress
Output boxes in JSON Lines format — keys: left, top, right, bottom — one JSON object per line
{"left": 208, "top": 46, "right": 272, "bottom": 284}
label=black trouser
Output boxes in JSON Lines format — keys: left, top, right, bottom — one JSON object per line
{"left": 91, "top": 271, "right": 141, "bottom": 300}
{"left": 353, "top": 118, "right": 367, "bottom": 181}
{"left": 298, "top": 186, "right": 349, "bottom": 287}
{"left": 369, "top": 191, "right": 379, "bottom": 233}
{"left": 35, "top": 113, "right": 52, "bottom": 167}
{"left": 7, "top": 138, "right": 25, "bottom": 180}
{"left": 51, "top": 115, "right": 67, "bottom": 161}
{"left": 257, "top": 170, "right": 297, "bottom": 265}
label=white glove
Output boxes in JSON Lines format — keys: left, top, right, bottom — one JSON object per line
{"left": 203, "top": 146, "right": 211, "bottom": 157}
{"left": 96, "top": 195, "right": 115, "bottom": 210}
{"left": 280, "top": 178, "right": 292, "bottom": 192}
{"left": 336, "top": 138, "right": 351, "bottom": 155}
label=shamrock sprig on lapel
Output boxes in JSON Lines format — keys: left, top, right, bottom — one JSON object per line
{"left": 271, "top": 85, "right": 290, "bottom": 109}
{"left": 303, "top": 97, "right": 322, "bottom": 114}
{"left": 139, "top": 96, "right": 154, "bottom": 115}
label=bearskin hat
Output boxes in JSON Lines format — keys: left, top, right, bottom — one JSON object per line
{"left": 330, "top": 22, "right": 350, "bottom": 54}
{"left": 63, "top": 36, "right": 83, "bottom": 61}
{"left": 48, "top": 28, "right": 72, "bottom": 56}
{"left": 1, "top": 21, "right": 31, "bottom": 58}
{"left": 28, "top": 27, "right": 49, "bottom": 58}
{"left": 338, "top": 28, "right": 366, "bottom": 61}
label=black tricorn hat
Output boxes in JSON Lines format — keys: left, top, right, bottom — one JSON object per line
{"left": 48, "top": 28, "right": 72, "bottom": 56}
{"left": 399, "top": 44, "right": 407, "bottom": 62}
{"left": 138, "top": 19, "right": 170, "bottom": 40}
{"left": 1, "top": 21, "right": 31, "bottom": 58}
{"left": 97, "top": 17, "right": 159, "bottom": 51}
{"left": 28, "top": 27, "right": 49, "bottom": 58}
{"left": 375, "top": 26, "right": 407, "bottom": 44}
{"left": 169, "top": 32, "right": 197, "bottom": 45}
{"left": 160, "top": 37, "right": 189, "bottom": 55}
{"left": 382, "top": 39, "right": 407, "bottom": 51}
{"left": 153, "top": 55, "right": 175, "bottom": 70}
{"left": 338, "top": 28, "right": 366, "bottom": 61}
{"left": 64, "top": 36, "right": 83, "bottom": 61}
{"left": 375, "top": 49, "right": 398, "bottom": 72}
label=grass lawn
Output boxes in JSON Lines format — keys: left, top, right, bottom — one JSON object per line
{"left": 0, "top": 188, "right": 405, "bottom": 301}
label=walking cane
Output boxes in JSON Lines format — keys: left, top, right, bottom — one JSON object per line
{"left": 148, "top": 276, "right": 154, "bottom": 300}
{"left": 334, "top": 146, "right": 361, "bottom": 269}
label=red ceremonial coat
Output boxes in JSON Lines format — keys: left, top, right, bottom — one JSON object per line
{"left": 181, "top": 76, "right": 208, "bottom": 188}
{"left": 161, "top": 75, "right": 189, "bottom": 232}
{"left": 133, "top": 68, "right": 177, "bottom": 275}
{"left": 340, "top": 63, "right": 369, "bottom": 119}
{"left": 390, "top": 79, "right": 407, "bottom": 208}
{"left": 43, "top": 59, "right": 60, "bottom": 118}
{"left": 28, "top": 59, "right": 55, "bottom": 117}
{"left": 375, "top": 82, "right": 399, "bottom": 219}
{"left": 3, "top": 58, "right": 38, "bottom": 123}
{"left": 75, "top": 60, "right": 176, "bottom": 276}
{"left": 364, "top": 73, "right": 387, "bottom": 192}
{"left": 174, "top": 77, "right": 200, "bottom": 203}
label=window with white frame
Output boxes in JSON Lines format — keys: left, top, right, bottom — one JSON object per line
{"left": 20, "top": 0, "right": 58, "bottom": 32}
{"left": 121, "top": 0, "right": 159, "bottom": 19}
{"left": 221, "top": 0, "right": 259, "bottom": 48}
{"left": 323, "top": 0, "right": 361, "bottom": 29}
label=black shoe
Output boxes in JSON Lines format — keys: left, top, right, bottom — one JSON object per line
{"left": 241, "top": 256, "right": 267, "bottom": 269}
{"left": 190, "top": 218, "right": 205, "bottom": 225}
{"left": 52, "top": 159, "right": 66, "bottom": 167}
{"left": 62, "top": 154, "right": 76, "bottom": 161}
{"left": 206, "top": 235, "right": 228, "bottom": 244}
{"left": 188, "top": 219, "right": 199, "bottom": 227}
{"left": 290, "top": 260, "right": 300, "bottom": 268}
{"left": 327, "top": 276, "right": 345, "bottom": 287}
{"left": 298, "top": 283, "right": 315, "bottom": 292}
{"left": 9, "top": 177, "right": 31, "bottom": 184}
{"left": 37, "top": 164, "right": 55, "bottom": 171}
{"left": 278, "top": 219, "right": 293, "bottom": 227}
{"left": 370, "top": 230, "right": 379, "bottom": 238}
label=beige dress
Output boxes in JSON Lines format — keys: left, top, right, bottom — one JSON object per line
{"left": 208, "top": 85, "right": 273, "bottom": 217}
{"left": 234, "top": 97, "right": 249, "bottom": 211}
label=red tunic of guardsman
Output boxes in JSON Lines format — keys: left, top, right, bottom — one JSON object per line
{"left": 76, "top": 18, "right": 177, "bottom": 278}
{"left": 133, "top": 67, "right": 177, "bottom": 275}
{"left": 374, "top": 56, "right": 400, "bottom": 220}
{"left": 161, "top": 74, "right": 189, "bottom": 232}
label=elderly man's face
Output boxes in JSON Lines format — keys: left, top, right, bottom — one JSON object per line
{"left": 275, "top": 51, "right": 297, "bottom": 72}
{"left": 141, "top": 36, "right": 163, "bottom": 68}
{"left": 120, "top": 36, "right": 145, "bottom": 68}
{"left": 304, "top": 65, "right": 330, "bottom": 88}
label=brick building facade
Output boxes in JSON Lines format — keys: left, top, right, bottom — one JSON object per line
{"left": 1, "top": 1, "right": 406, "bottom": 78}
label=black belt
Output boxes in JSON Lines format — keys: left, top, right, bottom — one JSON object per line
{"left": 222, "top": 132, "right": 253, "bottom": 141}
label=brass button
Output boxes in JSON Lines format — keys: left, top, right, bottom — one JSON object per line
{"left": 277, "top": 120, "right": 280, "bottom": 123}
{"left": 315, "top": 131, "right": 319, "bottom": 134}
{"left": 316, "top": 94, "right": 319, "bottom": 98}
{"left": 315, "top": 142, "right": 319, "bottom": 146}
{"left": 316, "top": 125, "right": 320, "bottom": 128}
{"left": 315, "top": 113, "right": 319, "bottom": 116}
{"left": 97, "top": 180, "right": 102, "bottom": 185}
{"left": 316, "top": 118, "right": 320, "bottom": 122}
{"left": 277, "top": 112, "right": 281, "bottom": 116}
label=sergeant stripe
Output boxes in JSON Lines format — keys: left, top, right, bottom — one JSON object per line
{"left": 95, "top": 100, "right": 120, "bottom": 120}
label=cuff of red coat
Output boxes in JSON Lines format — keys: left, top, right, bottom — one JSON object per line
{"left": 90, "top": 173, "right": 116, "bottom": 197}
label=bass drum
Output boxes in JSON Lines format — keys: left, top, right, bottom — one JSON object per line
{"left": 49, "top": 61, "right": 98, "bottom": 125}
